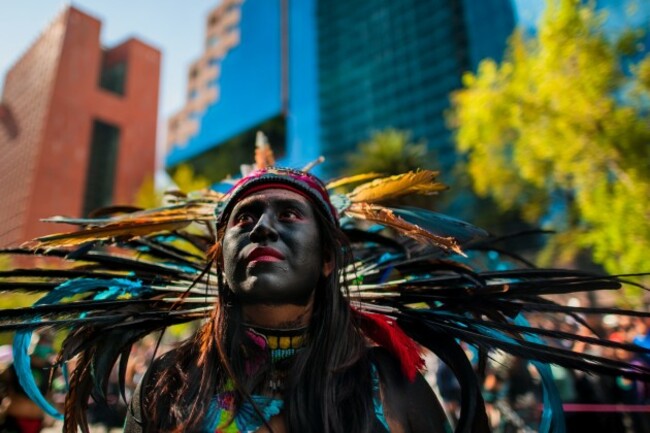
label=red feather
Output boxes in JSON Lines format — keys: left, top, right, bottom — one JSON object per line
{"left": 353, "top": 309, "right": 424, "bottom": 381}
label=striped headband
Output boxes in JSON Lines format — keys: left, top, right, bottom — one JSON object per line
{"left": 214, "top": 168, "right": 339, "bottom": 229}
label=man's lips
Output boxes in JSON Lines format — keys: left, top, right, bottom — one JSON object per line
{"left": 245, "top": 247, "right": 285, "bottom": 263}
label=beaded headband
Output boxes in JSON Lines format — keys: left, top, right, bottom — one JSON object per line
{"left": 214, "top": 167, "right": 339, "bottom": 229}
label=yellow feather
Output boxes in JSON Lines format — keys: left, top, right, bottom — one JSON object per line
{"left": 26, "top": 204, "right": 216, "bottom": 249}
{"left": 347, "top": 170, "right": 447, "bottom": 203}
{"left": 25, "top": 220, "right": 193, "bottom": 249}
{"left": 344, "top": 203, "right": 465, "bottom": 256}
{"left": 325, "top": 173, "right": 383, "bottom": 190}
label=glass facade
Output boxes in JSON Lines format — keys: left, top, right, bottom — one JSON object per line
{"left": 462, "top": 0, "right": 515, "bottom": 70}
{"left": 166, "top": 0, "right": 283, "bottom": 170}
{"left": 166, "top": 0, "right": 321, "bottom": 178}
{"left": 166, "top": 0, "right": 517, "bottom": 182}
{"left": 316, "top": 0, "right": 515, "bottom": 178}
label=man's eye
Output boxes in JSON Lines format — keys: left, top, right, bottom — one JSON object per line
{"left": 235, "top": 213, "right": 255, "bottom": 224}
{"left": 280, "top": 209, "right": 301, "bottom": 220}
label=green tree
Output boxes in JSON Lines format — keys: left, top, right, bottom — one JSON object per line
{"left": 170, "top": 164, "right": 211, "bottom": 194}
{"left": 450, "top": 0, "right": 650, "bottom": 279}
{"left": 346, "top": 129, "right": 431, "bottom": 175}
{"left": 0, "top": 255, "right": 12, "bottom": 272}
{"left": 134, "top": 165, "right": 211, "bottom": 208}
{"left": 343, "top": 129, "right": 447, "bottom": 210}
{"left": 133, "top": 176, "right": 162, "bottom": 209}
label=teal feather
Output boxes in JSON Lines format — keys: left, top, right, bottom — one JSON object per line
{"left": 515, "top": 315, "right": 565, "bottom": 433}
{"left": 12, "top": 331, "right": 61, "bottom": 419}
{"left": 474, "top": 321, "right": 565, "bottom": 433}
{"left": 12, "top": 278, "right": 146, "bottom": 418}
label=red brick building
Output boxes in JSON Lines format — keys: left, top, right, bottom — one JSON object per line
{"left": 0, "top": 6, "right": 160, "bottom": 247}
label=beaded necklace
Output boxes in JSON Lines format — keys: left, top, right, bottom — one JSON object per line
{"left": 205, "top": 326, "right": 307, "bottom": 432}
{"left": 246, "top": 326, "right": 307, "bottom": 393}
{"left": 246, "top": 326, "right": 306, "bottom": 362}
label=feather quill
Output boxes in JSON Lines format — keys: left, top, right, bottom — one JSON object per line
{"left": 347, "top": 170, "right": 447, "bottom": 203}
{"left": 26, "top": 220, "right": 193, "bottom": 249}
{"left": 344, "top": 203, "right": 464, "bottom": 255}
{"left": 325, "top": 173, "right": 383, "bottom": 190}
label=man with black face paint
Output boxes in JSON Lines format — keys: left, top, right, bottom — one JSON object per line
{"left": 124, "top": 168, "right": 449, "bottom": 433}
{"left": 9, "top": 163, "right": 650, "bottom": 432}
{"left": 222, "top": 189, "right": 325, "bottom": 307}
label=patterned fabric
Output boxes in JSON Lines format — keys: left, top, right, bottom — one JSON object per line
{"left": 203, "top": 365, "right": 389, "bottom": 433}
{"left": 204, "top": 384, "right": 284, "bottom": 433}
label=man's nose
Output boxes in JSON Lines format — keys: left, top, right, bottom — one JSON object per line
{"left": 249, "top": 213, "right": 279, "bottom": 243}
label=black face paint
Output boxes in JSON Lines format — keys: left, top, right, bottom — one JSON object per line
{"left": 222, "top": 189, "right": 324, "bottom": 305}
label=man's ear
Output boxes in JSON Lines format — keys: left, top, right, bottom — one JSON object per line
{"left": 322, "top": 251, "right": 334, "bottom": 277}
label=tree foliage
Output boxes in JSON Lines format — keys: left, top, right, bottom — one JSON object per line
{"left": 450, "top": 0, "right": 650, "bottom": 276}
{"left": 346, "top": 129, "right": 431, "bottom": 175}
{"left": 170, "top": 164, "right": 211, "bottom": 194}
{"left": 133, "top": 176, "right": 162, "bottom": 209}
{"left": 343, "top": 129, "right": 446, "bottom": 210}
{"left": 134, "top": 164, "right": 211, "bottom": 209}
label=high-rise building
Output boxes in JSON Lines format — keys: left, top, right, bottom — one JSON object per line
{"left": 0, "top": 6, "right": 161, "bottom": 247}
{"left": 165, "top": 0, "right": 514, "bottom": 181}
{"left": 166, "top": 0, "right": 648, "bottom": 182}
{"left": 166, "top": 0, "right": 320, "bottom": 179}
{"left": 317, "top": 0, "right": 514, "bottom": 174}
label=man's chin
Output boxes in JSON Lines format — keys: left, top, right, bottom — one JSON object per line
{"left": 235, "top": 289, "right": 314, "bottom": 306}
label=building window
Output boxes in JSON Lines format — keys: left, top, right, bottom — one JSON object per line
{"left": 83, "top": 120, "right": 120, "bottom": 216}
{"left": 99, "top": 61, "right": 127, "bottom": 95}
{"left": 0, "top": 103, "right": 18, "bottom": 139}
{"left": 207, "top": 35, "right": 220, "bottom": 48}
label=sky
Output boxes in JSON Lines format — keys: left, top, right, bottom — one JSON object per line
{"left": 0, "top": 0, "right": 221, "bottom": 170}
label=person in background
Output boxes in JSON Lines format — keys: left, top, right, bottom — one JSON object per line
{"left": 0, "top": 336, "right": 54, "bottom": 433}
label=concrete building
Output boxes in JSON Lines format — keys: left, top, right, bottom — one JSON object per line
{"left": 0, "top": 6, "right": 161, "bottom": 247}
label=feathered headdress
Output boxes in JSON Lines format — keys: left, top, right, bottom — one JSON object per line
{"left": 1, "top": 159, "right": 649, "bottom": 433}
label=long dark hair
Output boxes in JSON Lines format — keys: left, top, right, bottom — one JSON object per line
{"left": 143, "top": 205, "right": 375, "bottom": 433}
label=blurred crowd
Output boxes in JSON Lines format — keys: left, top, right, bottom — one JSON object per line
{"left": 0, "top": 335, "right": 165, "bottom": 433}
{"left": 434, "top": 315, "right": 650, "bottom": 433}
{"left": 2, "top": 316, "right": 650, "bottom": 433}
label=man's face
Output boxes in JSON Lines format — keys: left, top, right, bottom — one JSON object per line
{"left": 222, "top": 188, "right": 324, "bottom": 305}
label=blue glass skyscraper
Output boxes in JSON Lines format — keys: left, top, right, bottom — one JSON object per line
{"left": 316, "top": 0, "right": 515, "bottom": 177}
{"left": 165, "top": 0, "right": 517, "bottom": 181}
